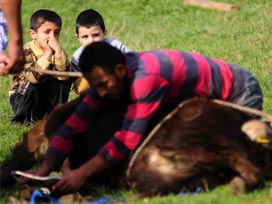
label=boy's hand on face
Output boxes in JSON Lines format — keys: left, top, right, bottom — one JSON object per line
{"left": 40, "top": 39, "right": 54, "bottom": 60}
{"left": 48, "top": 36, "right": 62, "bottom": 57}
{"left": 40, "top": 38, "right": 53, "bottom": 52}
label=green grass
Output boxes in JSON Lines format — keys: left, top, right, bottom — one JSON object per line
{"left": 1, "top": 0, "right": 272, "bottom": 203}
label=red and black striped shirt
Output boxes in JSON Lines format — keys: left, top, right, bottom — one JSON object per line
{"left": 46, "top": 50, "right": 262, "bottom": 167}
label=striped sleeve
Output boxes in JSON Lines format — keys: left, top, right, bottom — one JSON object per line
{"left": 99, "top": 74, "right": 169, "bottom": 165}
{"left": 46, "top": 89, "right": 103, "bottom": 168}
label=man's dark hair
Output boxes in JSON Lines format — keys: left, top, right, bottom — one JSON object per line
{"left": 76, "top": 9, "right": 106, "bottom": 34}
{"left": 30, "top": 9, "right": 62, "bottom": 31}
{"left": 79, "top": 42, "right": 126, "bottom": 75}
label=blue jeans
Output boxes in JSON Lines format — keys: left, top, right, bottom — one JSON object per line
{"left": 228, "top": 66, "right": 263, "bottom": 118}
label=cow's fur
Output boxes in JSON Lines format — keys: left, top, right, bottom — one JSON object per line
{"left": 1, "top": 97, "right": 272, "bottom": 199}
{"left": 0, "top": 96, "right": 83, "bottom": 188}
{"left": 127, "top": 98, "right": 272, "bottom": 198}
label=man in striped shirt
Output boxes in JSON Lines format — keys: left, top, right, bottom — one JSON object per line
{"left": 19, "top": 42, "right": 263, "bottom": 192}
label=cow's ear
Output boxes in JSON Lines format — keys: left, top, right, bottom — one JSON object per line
{"left": 114, "top": 64, "right": 126, "bottom": 78}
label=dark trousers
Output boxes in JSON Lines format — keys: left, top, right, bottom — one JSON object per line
{"left": 10, "top": 77, "right": 72, "bottom": 124}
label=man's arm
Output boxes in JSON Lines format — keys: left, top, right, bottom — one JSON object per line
{"left": 18, "top": 90, "right": 103, "bottom": 187}
{"left": 50, "top": 75, "right": 170, "bottom": 192}
{"left": 52, "top": 154, "right": 108, "bottom": 192}
{"left": 21, "top": 74, "right": 169, "bottom": 193}
{"left": 100, "top": 74, "right": 170, "bottom": 164}
{"left": 0, "top": 0, "right": 25, "bottom": 75}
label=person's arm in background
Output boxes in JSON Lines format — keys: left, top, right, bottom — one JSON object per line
{"left": 0, "top": 0, "right": 25, "bottom": 75}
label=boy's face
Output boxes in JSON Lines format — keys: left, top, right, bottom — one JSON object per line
{"left": 29, "top": 21, "right": 61, "bottom": 50}
{"left": 76, "top": 25, "right": 106, "bottom": 47}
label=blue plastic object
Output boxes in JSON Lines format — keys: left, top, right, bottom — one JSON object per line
{"left": 30, "top": 189, "right": 63, "bottom": 204}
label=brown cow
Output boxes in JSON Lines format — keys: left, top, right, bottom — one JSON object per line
{"left": 1, "top": 97, "right": 272, "bottom": 199}
{"left": 127, "top": 98, "right": 272, "bottom": 198}
{"left": 0, "top": 96, "right": 83, "bottom": 188}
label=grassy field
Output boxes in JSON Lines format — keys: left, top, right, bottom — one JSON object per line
{"left": 1, "top": 0, "right": 272, "bottom": 203}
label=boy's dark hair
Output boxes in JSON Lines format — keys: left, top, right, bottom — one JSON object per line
{"left": 30, "top": 9, "right": 62, "bottom": 31}
{"left": 76, "top": 9, "right": 106, "bottom": 34}
{"left": 79, "top": 42, "right": 126, "bottom": 75}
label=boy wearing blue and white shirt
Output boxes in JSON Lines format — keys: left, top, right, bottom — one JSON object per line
{"left": 71, "top": 9, "right": 130, "bottom": 95}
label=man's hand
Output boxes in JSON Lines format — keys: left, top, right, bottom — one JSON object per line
{"left": 0, "top": 41, "right": 25, "bottom": 75}
{"left": 52, "top": 154, "right": 108, "bottom": 193}
{"left": 52, "top": 168, "right": 87, "bottom": 193}
{"left": 17, "top": 157, "right": 55, "bottom": 187}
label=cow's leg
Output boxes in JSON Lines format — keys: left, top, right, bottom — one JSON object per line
{"left": 227, "top": 153, "right": 263, "bottom": 195}
{"left": 128, "top": 146, "right": 199, "bottom": 198}
{"left": 130, "top": 153, "right": 234, "bottom": 198}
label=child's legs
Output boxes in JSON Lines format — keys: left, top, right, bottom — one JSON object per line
{"left": 10, "top": 84, "right": 39, "bottom": 124}
{"left": 55, "top": 79, "right": 73, "bottom": 103}
{"left": 46, "top": 77, "right": 72, "bottom": 109}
